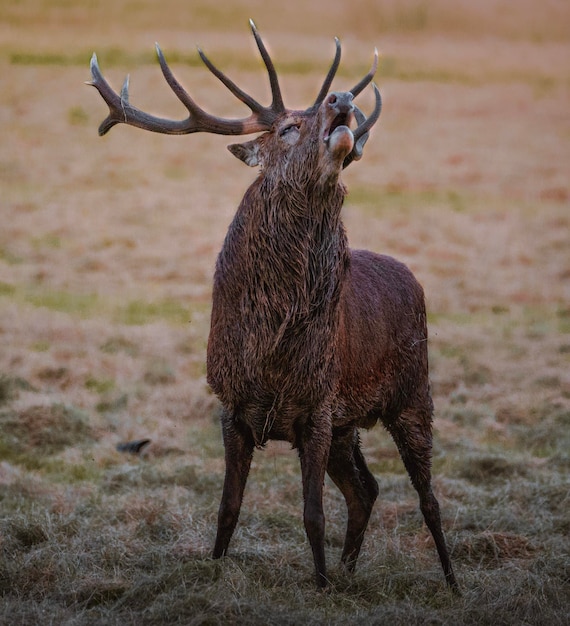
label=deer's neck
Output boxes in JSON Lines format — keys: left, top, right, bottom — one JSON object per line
{"left": 228, "top": 179, "right": 348, "bottom": 308}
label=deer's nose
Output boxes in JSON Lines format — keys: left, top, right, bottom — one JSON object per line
{"left": 327, "top": 92, "right": 354, "bottom": 115}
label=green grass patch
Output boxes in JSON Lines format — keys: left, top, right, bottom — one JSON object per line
{"left": 9, "top": 48, "right": 158, "bottom": 68}
{"left": 31, "top": 233, "right": 62, "bottom": 250}
{"left": 115, "top": 298, "right": 189, "bottom": 326}
{"left": 8, "top": 46, "right": 359, "bottom": 76}
{"left": 0, "top": 282, "right": 193, "bottom": 326}
{"left": 31, "top": 340, "right": 51, "bottom": 352}
{"left": 7, "top": 46, "right": 564, "bottom": 90}
{"left": 348, "top": 185, "right": 472, "bottom": 215}
{"left": 0, "top": 248, "right": 23, "bottom": 265}
{"left": 85, "top": 376, "right": 116, "bottom": 394}
{"left": 67, "top": 105, "right": 89, "bottom": 126}
{"left": 25, "top": 289, "right": 101, "bottom": 317}
{"left": 29, "top": 457, "right": 102, "bottom": 484}
{"left": 0, "top": 281, "right": 17, "bottom": 296}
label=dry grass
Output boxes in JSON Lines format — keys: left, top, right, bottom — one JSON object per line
{"left": 1, "top": 1, "right": 569, "bottom": 624}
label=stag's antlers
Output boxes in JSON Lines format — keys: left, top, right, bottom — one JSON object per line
{"left": 88, "top": 19, "right": 381, "bottom": 151}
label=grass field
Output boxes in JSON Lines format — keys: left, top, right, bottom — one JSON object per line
{"left": 1, "top": 1, "right": 569, "bottom": 624}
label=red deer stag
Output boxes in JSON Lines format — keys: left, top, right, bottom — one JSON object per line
{"left": 88, "top": 21, "right": 458, "bottom": 593}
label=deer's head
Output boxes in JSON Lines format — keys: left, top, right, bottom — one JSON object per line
{"left": 88, "top": 20, "right": 381, "bottom": 186}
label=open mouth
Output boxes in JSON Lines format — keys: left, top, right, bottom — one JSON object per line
{"left": 324, "top": 112, "right": 353, "bottom": 143}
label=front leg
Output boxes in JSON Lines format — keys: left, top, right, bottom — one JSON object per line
{"left": 213, "top": 410, "right": 255, "bottom": 558}
{"left": 297, "top": 410, "right": 333, "bottom": 588}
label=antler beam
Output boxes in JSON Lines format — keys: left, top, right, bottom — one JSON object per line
{"left": 87, "top": 22, "right": 283, "bottom": 137}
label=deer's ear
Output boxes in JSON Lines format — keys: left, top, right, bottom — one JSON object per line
{"left": 228, "top": 140, "right": 261, "bottom": 167}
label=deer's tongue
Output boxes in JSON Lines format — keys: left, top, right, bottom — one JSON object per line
{"left": 326, "top": 125, "right": 354, "bottom": 160}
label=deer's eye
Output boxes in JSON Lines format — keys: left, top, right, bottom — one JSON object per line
{"left": 279, "top": 124, "right": 300, "bottom": 144}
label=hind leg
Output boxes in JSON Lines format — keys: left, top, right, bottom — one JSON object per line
{"left": 327, "top": 427, "right": 379, "bottom": 571}
{"left": 386, "top": 408, "right": 459, "bottom": 592}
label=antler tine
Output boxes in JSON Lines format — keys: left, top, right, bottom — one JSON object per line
{"left": 154, "top": 43, "right": 209, "bottom": 121}
{"left": 87, "top": 53, "right": 123, "bottom": 135}
{"left": 349, "top": 48, "right": 379, "bottom": 97}
{"left": 343, "top": 84, "right": 382, "bottom": 169}
{"left": 197, "top": 47, "right": 265, "bottom": 114}
{"left": 249, "top": 19, "right": 286, "bottom": 113}
{"left": 352, "top": 83, "right": 382, "bottom": 142}
{"left": 312, "top": 37, "right": 342, "bottom": 108}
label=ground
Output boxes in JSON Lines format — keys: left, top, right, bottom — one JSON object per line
{"left": 0, "top": 1, "right": 569, "bottom": 624}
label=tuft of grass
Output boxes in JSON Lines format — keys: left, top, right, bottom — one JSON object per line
{"left": 453, "top": 454, "right": 527, "bottom": 484}
{"left": 0, "top": 403, "right": 93, "bottom": 460}
{"left": 513, "top": 403, "right": 570, "bottom": 458}
{"left": 95, "top": 392, "right": 128, "bottom": 414}
{"left": 38, "top": 366, "right": 69, "bottom": 383}
{"left": 0, "top": 376, "right": 35, "bottom": 405}
{"left": 7, "top": 516, "right": 50, "bottom": 549}
{"left": 454, "top": 531, "right": 536, "bottom": 564}
{"left": 100, "top": 336, "right": 140, "bottom": 356}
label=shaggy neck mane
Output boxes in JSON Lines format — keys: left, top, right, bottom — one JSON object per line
{"left": 236, "top": 175, "right": 349, "bottom": 316}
